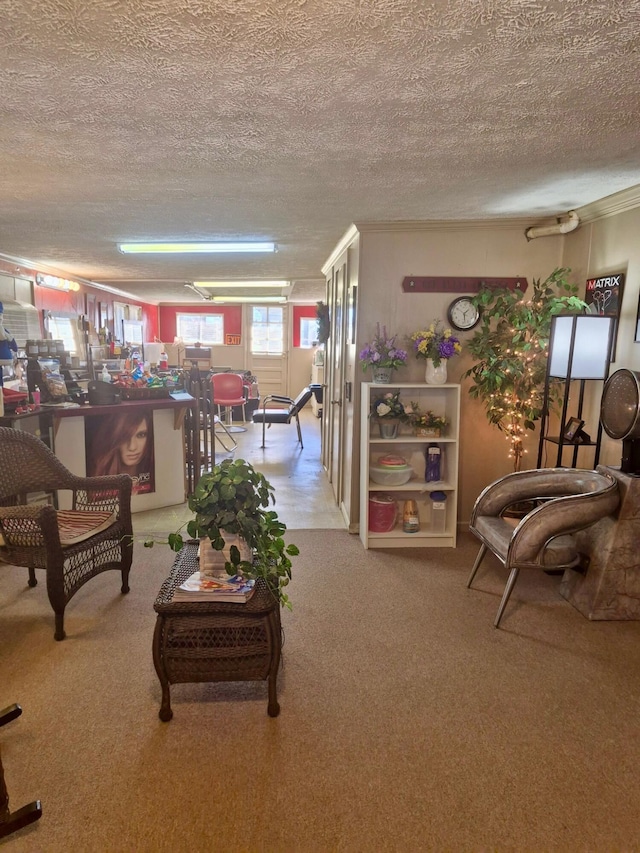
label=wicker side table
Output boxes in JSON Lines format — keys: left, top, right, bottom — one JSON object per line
{"left": 152, "top": 542, "right": 282, "bottom": 721}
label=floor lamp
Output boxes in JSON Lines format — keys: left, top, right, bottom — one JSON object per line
{"left": 537, "top": 314, "right": 615, "bottom": 468}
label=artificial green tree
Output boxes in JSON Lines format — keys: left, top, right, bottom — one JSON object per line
{"left": 464, "top": 268, "right": 587, "bottom": 471}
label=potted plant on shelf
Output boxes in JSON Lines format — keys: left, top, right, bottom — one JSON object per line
{"left": 463, "top": 267, "right": 587, "bottom": 472}
{"left": 162, "top": 458, "right": 299, "bottom": 609}
{"left": 404, "top": 403, "right": 448, "bottom": 437}
{"left": 359, "top": 324, "right": 408, "bottom": 383}
{"left": 370, "top": 389, "right": 409, "bottom": 438}
{"left": 409, "top": 321, "right": 462, "bottom": 384}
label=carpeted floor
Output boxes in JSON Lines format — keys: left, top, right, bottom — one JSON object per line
{"left": 1, "top": 529, "right": 640, "bottom": 852}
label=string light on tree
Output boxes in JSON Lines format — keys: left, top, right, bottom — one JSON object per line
{"left": 464, "top": 269, "right": 587, "bottom": 471}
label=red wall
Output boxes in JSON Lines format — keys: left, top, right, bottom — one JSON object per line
{"left": 158, "top": 304, "right": 242, "bottom": 342}
{"left": 292, "top": 305, "right": 317, "bottom": 347}
{"left": 32, "top": 283, "right": 159, "bottom": 341}
{"left": 0, "top": 260, "right": 160, "bottom": 342}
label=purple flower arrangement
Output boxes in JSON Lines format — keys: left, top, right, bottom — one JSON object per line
{"left": 409, "top": 322, "right": 462, "bottom": 367}
{"left": 359, "top": 324, "right": 408, "bottom": 372}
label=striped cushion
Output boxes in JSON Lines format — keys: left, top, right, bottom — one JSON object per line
{"left": 56, "top": 509, "right": 117, "bottom": 545}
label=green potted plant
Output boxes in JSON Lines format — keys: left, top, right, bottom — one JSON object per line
{"left": 163, "top": 458, "right": 299, "bottom": 609}
{"left": 463, "top": 267, "right": 587, "bottom": 471}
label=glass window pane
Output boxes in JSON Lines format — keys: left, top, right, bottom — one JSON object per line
{"left": 49, "top": 316, "right": 80, "bottom": 354}
{"left": 177, "top": 313, "right": 223, "bottom": 344}
{"left": 299, "top": 318, "right": 315, "bottom": 348}
{"left": 250, "top": 305, "right": 283, "bottom": 354}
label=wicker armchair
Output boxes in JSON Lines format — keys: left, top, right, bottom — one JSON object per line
{"left": 0, "top": 427, "right": 133, "bottom": 641}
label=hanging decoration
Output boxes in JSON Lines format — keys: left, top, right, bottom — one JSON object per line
{"left": 316, "top": 301, "right": 330, "bottom": 344}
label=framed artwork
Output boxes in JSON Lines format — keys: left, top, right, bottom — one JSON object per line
{"left": 563, "top": 417, "right": 585, "bottom": 442}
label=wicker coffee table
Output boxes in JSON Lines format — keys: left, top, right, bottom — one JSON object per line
{"left": 152, "top": 541, "right": 282, "bottom": 721}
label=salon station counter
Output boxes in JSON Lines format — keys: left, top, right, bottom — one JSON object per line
{"left": 46, "top": 396, "right": 195, "bottom": 513}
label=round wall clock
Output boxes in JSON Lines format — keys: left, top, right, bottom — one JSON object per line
{"left": 447, "top": 296, "right": 480, "bottom": 331}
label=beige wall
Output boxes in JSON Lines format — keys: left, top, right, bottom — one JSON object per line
{"left": 353, "top": 222, "right": 567, "bottom": 524}
{"left": 289, "top": 344, "right": 314, "bottom": 396}
{"left": 562, "top": 203, "right": 640, "bottom": 469}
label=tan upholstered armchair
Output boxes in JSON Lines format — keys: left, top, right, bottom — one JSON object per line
{"left": 0, "top": 427, "right": 133, "bottom": 640}
{"left": 467, "top": 467, "right": 620, "bottom": 627}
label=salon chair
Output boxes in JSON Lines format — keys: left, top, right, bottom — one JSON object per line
{"left": 252, "top": 384, "right": 322, "bottom": 449}
{"left": 467, "top": 467, "right": 619, "bottom": 627}
{"left": 210, "top": 372, "right": 247, "bottom": 431}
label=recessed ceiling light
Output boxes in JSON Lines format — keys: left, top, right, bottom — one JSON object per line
{"left": 193, "top": 280, "right": 288, "bottom": 288}
{"left": 117, "top": 241, "right": 276, "bottom": 254}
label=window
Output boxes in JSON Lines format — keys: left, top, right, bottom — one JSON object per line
{"left": 176, "top": 313, "right": 224, "bottom": 345}
{"left": 251, "top": 306, "right": 283, "bottom": 354}
{"left": 48, "top": 315, "right": 81, "bottom": 354}
{"left": 299, "top": 317, "right": 317, "bottom": 349}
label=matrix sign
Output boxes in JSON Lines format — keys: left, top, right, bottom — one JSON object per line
{"left": 585, "top": 273, "right": 625, "bottom": 316}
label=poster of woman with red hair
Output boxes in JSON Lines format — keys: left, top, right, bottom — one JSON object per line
{"left": 85, "top": 408, "right": 155, "bottom": 495}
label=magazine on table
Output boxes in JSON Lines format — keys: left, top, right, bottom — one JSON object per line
{"left": 172, "top": 571, "right": 255, "bottom": 603}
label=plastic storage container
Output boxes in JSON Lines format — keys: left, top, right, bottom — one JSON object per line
{"left": 429, "top": 491, "right": 447, "bottom": 533}
{"left": 368, "top": 494, "right": 398, "bottom": 532}
{"left": 369, "top": 463, "right": 412, "bottom": 485}
{"left": 370, "top": 454, "right": 413, "bottom": 485}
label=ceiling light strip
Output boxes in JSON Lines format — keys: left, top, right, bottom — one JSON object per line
{"left": 118, "top": 242, "right": 276, "bottom": 254}
{"left": 193, "top": 280, "right": 288, "bottom": 288}
{"left": 210, "top": 296, "right": 286, "bottom": 303}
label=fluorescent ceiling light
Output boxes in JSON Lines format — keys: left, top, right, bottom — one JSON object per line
{"left": 193, "top": 280, "right": 288, "bottom": 288}
{"left": 118, "top": 241, "right": 276, "bottom": 254}
{"left": 211, "top": 295, "right": 286, "bottom": 303}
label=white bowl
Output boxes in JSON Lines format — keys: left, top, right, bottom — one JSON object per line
{"left": 369, "top": 464, "right": 412, "bottom": 485}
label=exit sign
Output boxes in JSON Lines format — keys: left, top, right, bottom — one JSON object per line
{"left": 225, "top": 333, "right": 242, "bottom": 346}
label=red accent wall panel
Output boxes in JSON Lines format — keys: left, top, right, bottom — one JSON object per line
{"left": 158, "top": 304, "right": 242, "bottom": 343}
{"left": 292, "top": 305, "right": 317, "bottom": 347}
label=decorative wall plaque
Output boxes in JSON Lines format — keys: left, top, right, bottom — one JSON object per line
{"left": 401, "top": 276, "right": 528, "bottom": 293}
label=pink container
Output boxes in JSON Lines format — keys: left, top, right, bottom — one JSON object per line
{"left": 368, "top": 494, "right": 397, "bottom": 533}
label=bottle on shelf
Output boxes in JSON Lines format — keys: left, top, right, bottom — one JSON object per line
{"left": 101, "top": 365, "right": 112, "bottom": 383}
{"left": 425, "top": 444, "right": 442, "bottom": 482}
{"left": 402, "top": 499, "right": 420, "bottom": 533}
{"left": 26, "top": 357, "right": 41, "bottom": 396}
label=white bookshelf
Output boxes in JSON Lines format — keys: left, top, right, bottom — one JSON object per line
{"left": 359, "top": 382, "right": 460, "bottom": 548}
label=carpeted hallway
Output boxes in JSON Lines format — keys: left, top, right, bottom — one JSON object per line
{"left": 2, "top": 528, "right": 640, "bottom": 851}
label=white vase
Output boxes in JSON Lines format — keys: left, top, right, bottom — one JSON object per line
{"left": 425, "top": 359, "right": 447, "bottom": 385}
{"left": 199, "top": 534, "right": 252, "bottom": 576}
{"left": 372, "top": 367, "right": 393, "bottom": 383}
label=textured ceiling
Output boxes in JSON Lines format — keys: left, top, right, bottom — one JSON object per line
{"left": 1, "top": 0, "right": 639, "bottom": 304}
